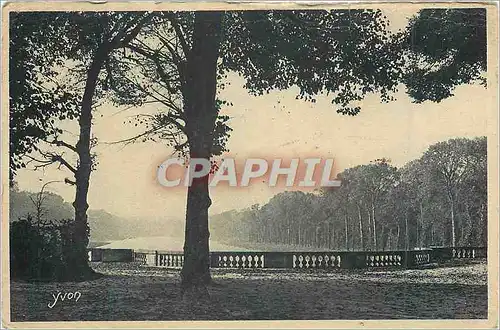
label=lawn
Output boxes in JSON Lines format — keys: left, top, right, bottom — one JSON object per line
{"left": 9, "top": 260, "right": 488, "bottom": 321}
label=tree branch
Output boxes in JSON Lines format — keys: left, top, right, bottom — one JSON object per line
{"left": 52, "top": 154, "right": 77, "bottom": 174}
{"left": 109, "top": 13, "right": 149, "bottom": 48}
{"left": 50, "top": 138, "right": 78, "bottom": 153}
{"left": 115, "top": 13, "right": 155, "bottom": 48}
{"left": 28, "top": 150, "right": 78, "bottom": 174}
{"left": 164, "top": 13, "right": 190, "bottom": 57}
{"left": 65, "top": 177, "right": 76, "bottom": 186}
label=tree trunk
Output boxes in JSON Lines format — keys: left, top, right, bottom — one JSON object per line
{"left": 431, "top": 223, "right": 435, "bottom": 246}
{"left": 450, "top": 198, "right": 456, "bottom": 247}
{"left": 478, "top": 202, "right": 487, "bottom": 246}
{"left": 396, "top": 224, "right": 400, "bottom": 250}
{"left": 371, "top": 200, "right": 377, "bottom": 250}
{"left": 417, "top": 202, "right": 423, "bottom": 248}
{"left": 357, "top": 204, "right": 364, "bottom": 250}
{"left": 344, "top": 212, "right": 349, "bottom": 251}
{"left": 180, "top": 11, "right": 222, "bottom": 298}
{"left": 286, "top": 214, "right": 290, "bottom": 245}
{"left": 326, "top": 221, "right": 331, "bottom": 249}
{"left": 386, "top": 228, "right": 391, "bottom": 251}
{"left": 298, "top": 223, "right": 302, "bottom": 246}
{"left": 366, "top": 210, "right": 372, "bottom": 251}
{"left": 70, "top": 47, "right": 108, "bottom": 280}
{"left": 405, "top": 209, "right": 409, "bottom": 250}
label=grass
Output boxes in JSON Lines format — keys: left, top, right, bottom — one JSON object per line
{"left": 9, "top": 260, "right": 487, "bottom": 321}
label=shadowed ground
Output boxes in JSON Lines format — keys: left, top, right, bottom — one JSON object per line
{"left": 10, "top": 261, "right": 487, "bottom": 321}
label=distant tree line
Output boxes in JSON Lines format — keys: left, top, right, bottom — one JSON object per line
{"left": 210, "top": 137, "right": 487, "bottom": 251}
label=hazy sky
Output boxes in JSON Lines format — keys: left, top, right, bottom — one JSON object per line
{"left": 14, "top": 8, "right": 492, "bottom": 221}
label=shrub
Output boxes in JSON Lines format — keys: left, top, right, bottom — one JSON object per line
{"left": 10, "top": 215, "right": 83, "bottom": 281}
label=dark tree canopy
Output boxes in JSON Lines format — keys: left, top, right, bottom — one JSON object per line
{"left": 221, "top": 10, "right": 403, "bottom": 115}
{"left": 10, "top": 8, "right": 488, "bottom": 179}
{"left": 402, "top": 8, "right": 486, "bottom": 103}
{"left": 9, "top": 13, "right": 80, "bottom": 179}
{"left": 9, "top": 12, "right": 151, "bottom": 182}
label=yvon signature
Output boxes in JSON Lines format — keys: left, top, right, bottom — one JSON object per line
{"left": 48, "top": 291, "right": 81, "bottom": 308}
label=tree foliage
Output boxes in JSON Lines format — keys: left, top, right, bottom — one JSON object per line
{"left": 402, "top": 8, "right": 486, "bottom": 102}
{"left": 9, "top": 12, "right": 153, "bottom": 181}
{"left": 9, "top": 13, "right": 80, "bottom": 180}
{"left": 221, "top": 10, "right": 403, "bottom": 115}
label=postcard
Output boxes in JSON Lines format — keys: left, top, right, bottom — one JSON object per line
{"left": 1, "top": 1, "right": 498, "bottom": 328}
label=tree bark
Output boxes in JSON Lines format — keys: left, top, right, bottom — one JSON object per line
{"left": 180, "top": 11, "right": 222, "bottom": 298}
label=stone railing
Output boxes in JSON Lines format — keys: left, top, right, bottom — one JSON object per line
{"left": 210, "top": 252, "right": 266, "bottom": 268}
{"left": 114, "top": 246, "right": 487, "bottom": 270}
{"left": 430, "top": 246, "right": 487, "bottom": 262}
{"left": 292, "top": 253, "right": 343, "bottom": 269}
{"left": 157, "top": 251, "right": 184, "bottom": 268}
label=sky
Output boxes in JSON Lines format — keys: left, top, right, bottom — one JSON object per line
{"left": 14, "top": 8, "right": 493, "bottom": 222}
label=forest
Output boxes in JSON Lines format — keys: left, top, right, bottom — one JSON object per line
{"left": 210, "top": 137, "right": 487, "bottom": 251}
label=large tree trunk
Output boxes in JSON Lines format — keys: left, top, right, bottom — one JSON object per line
{"left": 69, "top": 47, "right": 108, "bottom": 280}
{"left": 180, "top": 11, "right": 222, "bottom": 298}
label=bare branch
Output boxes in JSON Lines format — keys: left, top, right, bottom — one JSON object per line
{"left": 64, "top": 178, "right": 76, "bottom": 186}
{"left": 116, "top": 13, "right": 155, "bottom": 48}
{"left": 164, "top": 13, "right": 190, "bottom": 57}
{"left": 109, "top": 13, "right": 151, "bottom": 48}
{"left": 49, "top": 138, "right": 78, "bottom": 153}
{"left": 27, "top": 150, "right": 78, "bottom": 174}
{"left": 105, "top": 126, "right": 160, "bottom": 146}
{"left": 155, "top": 31, "right": 184, "bottom": 65}
{"left": 52, "top": 154, "right": 77, "bottom": 174}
